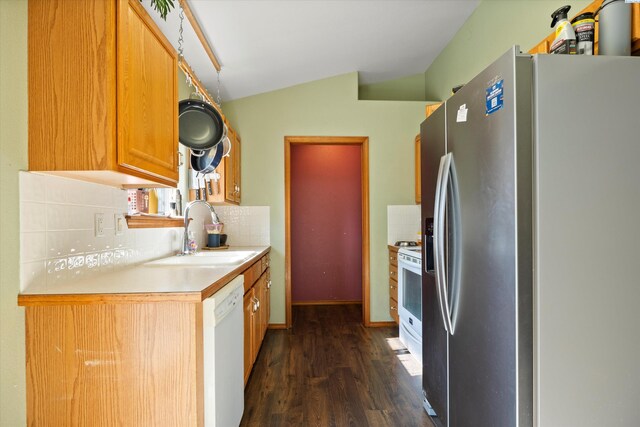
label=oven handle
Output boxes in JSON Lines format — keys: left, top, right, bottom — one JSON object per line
{"left": 400, "top": 320, "right": 422, "bottom": 344}
{"left": 433, "top": 153, "right": 450, "bottom": 334}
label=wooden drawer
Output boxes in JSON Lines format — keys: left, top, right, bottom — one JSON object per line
{"left": 389, "top": 278, "right": 398, "bottom": 302}
{"left": 261, "top": 253, "right": 270, "bottom": 272}
{"left": 389, "top": 297, "right": 399, "bottom": 324}
{"left": 389, "top": 264, "right": 398, "bottom": 281}
{"left": 389, "top": 250, "right": 398, "bottom": 267}
{"left": 243, "top": 259, "right": 263, "bottom": 294}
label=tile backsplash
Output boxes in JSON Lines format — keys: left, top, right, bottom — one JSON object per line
{"left": 19, "top": 172, "right": 272, "bottom": 292}
{"left": 387, "top": 205, "right": 420, "bottom": 245}
{"left": 19, "top": 172, "right": 182, "bottom": 292}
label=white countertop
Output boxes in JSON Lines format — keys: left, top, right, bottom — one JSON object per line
{"left": 19, "top": 246, "right": 270, "bottom": 302}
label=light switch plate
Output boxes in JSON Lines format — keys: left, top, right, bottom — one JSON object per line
{"left": 94, "top": 213, "right": 105, "bottom": 237}
{"left": 115, "top": 213, "right": 126, "bottom": 236}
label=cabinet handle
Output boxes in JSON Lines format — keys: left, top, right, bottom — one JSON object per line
{"left": 390, "top": 285, "right": 396, "bottom": 289}
{"left": 390, "top": 256, "right": 396, "bottom": 261}
{"left": 177, "top": 151, "right": 184, "bottom": 167}
{"left": 267, "top": 280, "right": 272, "bottom": 289}
{"left": 390, "top": 271, "right": 395, "bottom": 276}
{"left": 390, "top": 305, "right": 397, "bottom": 311}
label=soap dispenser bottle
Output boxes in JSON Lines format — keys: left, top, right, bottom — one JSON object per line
{"left": 550, "top": 5, "right": 577, "bottom": 54}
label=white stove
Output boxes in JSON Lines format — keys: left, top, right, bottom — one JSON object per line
{"left": 397, "top": 246, "right": 423, "bottom": 361}
{"left": 398, "top": 247, "right": 422, "bottom": 268}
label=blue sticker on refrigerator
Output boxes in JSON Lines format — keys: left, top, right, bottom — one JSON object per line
{"left": 485, "top": 79, "right": 504, "bottom": 115}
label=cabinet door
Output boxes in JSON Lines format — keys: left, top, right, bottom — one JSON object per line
{"left": 28, "top": 0, "right": 118, "bottom": 173}
{"left": 252, "top": 279, "right": 264, "bottom": 363}
{"left": 117, "top": 0, "right": 179, "bottom": 185}
{"left": 234, "top": 133, "right": 241, "bottom": 203}
{"left": 264, "top": 268, "right": 271, "bottom": 332}
{"left": 258, "top": 274, "right": 268, "bottom": 342}
{"left": 390, "top": 297, "right": 399, "bottom": 324}
{"left": 415, "top": 134, "right": 421, "bottom": 204}
{"left": 633, "top": 4, "right": 639, "bottom": 48}
{"left": 224, "top": 128, "right": 236, "bottom": 204}
{"left": 243, "top": 288, "right": 255, "bottom": 385}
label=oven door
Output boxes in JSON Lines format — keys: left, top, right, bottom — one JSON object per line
{"left": 398, "top": 260, "right": 422, "bottom": 339}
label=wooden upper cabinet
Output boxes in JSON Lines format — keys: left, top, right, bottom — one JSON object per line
{"left": 117, "top": 0, "right": 179, "bottom": 184}
{"left": 186, "top": 123, "right": 242, "bottom": 206}
{"left": 28, "top": 0, "right": 178, "bottom": 188}
{"left": 415, "top": 103, "right": 442, "bottom": 204}
{"left": 633, "top": 4, "right": 640, "bottom": 52}
{"left": 415, "top": 134, "right": 421, "bottom": 204}
{"left": 425, "top": 103, "right": 442, "bottom": 118}
{"left": 224, "top": 127, "right": 241, "bottom": 204}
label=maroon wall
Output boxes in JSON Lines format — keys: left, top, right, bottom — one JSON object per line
{"left": 291, "top": 144, "right": 362, "bottom": 303}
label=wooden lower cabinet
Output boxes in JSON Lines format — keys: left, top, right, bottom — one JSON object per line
{"left": 388, "top": 246, "right": 399, "bottom": 324}
{"left": 21, "top": 249, "right": 271, "bottom": 425}
{"left": 24, "top": 302, "right": 203, "bottom": 425}
{"left": 243, "top": 254, "right": 271, "bottom": 385}
{"left": 389, "top": 297, "right": 399, "bottom": 324}
{"left": 243, "top": 288, "right": 256, "bottom": 385}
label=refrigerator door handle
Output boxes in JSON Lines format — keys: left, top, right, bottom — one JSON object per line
{"left": 437, "top": 153, "right": 455, "bottom": 335}
{"left": 433, "top": 153, "right": 450, "bottom": 334}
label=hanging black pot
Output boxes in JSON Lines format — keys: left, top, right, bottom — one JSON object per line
{"left": 190, "top": 140, "right": 224, "bottom": 174}
{"left": 179, "top": 99, "right": 225, "bottom": 151}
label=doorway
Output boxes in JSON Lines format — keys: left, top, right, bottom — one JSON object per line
{"left": 285, "top": 136, "right": 370, "bottom": 328}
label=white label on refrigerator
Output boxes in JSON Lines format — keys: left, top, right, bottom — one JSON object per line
{"left": 456, "top": 104, "right": 468, "bottom": 122}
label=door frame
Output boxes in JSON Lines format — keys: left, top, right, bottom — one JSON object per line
{"left": 284, "top": 136, "right": 370, "bottom": 327}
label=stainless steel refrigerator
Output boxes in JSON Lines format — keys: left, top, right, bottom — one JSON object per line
{"left": 420, "top": 47, "right": 640, "bottom": 427}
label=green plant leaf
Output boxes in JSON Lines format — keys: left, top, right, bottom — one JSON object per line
{"left": 143, "top": 0, "right": 175, "bottom": 21}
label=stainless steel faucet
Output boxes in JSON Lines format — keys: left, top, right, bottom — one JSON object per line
{"left": 181, "top": 200, "right": 220, "bottom": 255}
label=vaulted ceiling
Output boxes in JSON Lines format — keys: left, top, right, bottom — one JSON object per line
{"left": 142, "top": 0, "right": 479, "bottom": 101}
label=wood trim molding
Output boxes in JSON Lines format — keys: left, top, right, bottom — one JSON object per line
{"left": 292, "top": 300, "right": 362, "bottom": 306}
{"left": 368, "top": 321, "right": 398, "bottom": 328}
{"left": 284, "top": 136, "right": 371, "bottom": 328}
{"left": 267, "top": 323, "right": 288, "bottom": 330}
{"left": 284, "top": 140, "right": 292, "bottom": 327}
{"left": 18, "top": 292, "right": 202, "bottom": 306}
{"left": 179, "top": 0, "right": 221, "bottom": 71}
{"left": 361, "top": 138, "right": 371, "bottom": 327}
{"left": 125, "top": 215, "right": 185, "bottom": 229}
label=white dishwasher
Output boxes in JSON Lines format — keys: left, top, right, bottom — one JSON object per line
{"left": 203, "top": 275, "right": 244, "bottom": 427}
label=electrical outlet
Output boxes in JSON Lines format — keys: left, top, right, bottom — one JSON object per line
{"left": 115, "top": 214, "right": 126, "bottom": 236}
{"left": 95, "top": 213, "right": 105, "bottom": 237}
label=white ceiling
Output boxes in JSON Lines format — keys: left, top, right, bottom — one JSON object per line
{"left": 143, "top": 1, "right": 479, "bottom": 101}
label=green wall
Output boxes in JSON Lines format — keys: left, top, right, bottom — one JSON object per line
{"left": 359, "top": 72, "right": 426, "bottom": 101}
{"left": 0, "top": 0, "right": 28, "bottom": 425}
{"left": 424, "top": 0, "right": 592, "bottom": 101}
{"left": 222, "top": 73, "right": 425, "bottom": 324}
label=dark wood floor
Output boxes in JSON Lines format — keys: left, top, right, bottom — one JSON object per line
{"left": 240, "top": 304, "right": 436, "bottom": 426}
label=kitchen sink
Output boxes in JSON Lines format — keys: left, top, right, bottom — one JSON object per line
{"left": 145, "top": 250, "right": 258, "bottom": 267}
